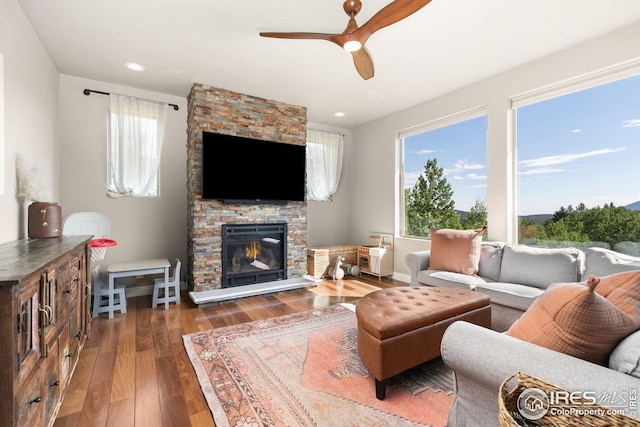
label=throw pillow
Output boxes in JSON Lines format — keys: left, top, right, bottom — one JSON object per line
{"left": 428, "top": 226, "right": 487, "bottom": 275}
{"left": 506, "top": 274, "right": 640, "bottom": 366}
{"left": 609, "top": 330, "right": 640, "bottom": 378}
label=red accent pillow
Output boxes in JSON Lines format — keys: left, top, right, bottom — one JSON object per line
{"left": 428, "top": 226, "right": 486, "bottom": 275}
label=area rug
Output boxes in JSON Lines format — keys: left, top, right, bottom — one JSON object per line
{"left": 183, "top": 304, "right": 453, "bottom": 427}
{"left": 307, "top": 279, "right": 383, "bottom": 297}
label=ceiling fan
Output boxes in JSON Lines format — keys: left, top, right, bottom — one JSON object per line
{"left": 259, "top": 0, "right": 433, "bottom": 80}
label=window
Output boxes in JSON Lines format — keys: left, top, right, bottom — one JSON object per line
{"left": 107, "top": 94, "right": 168, "bottom": 197}
{"left": 515, "top": 73, "right": 640, "bottom": 255}
{"left": 306, "top": 130, "right": 344, "bottom": 201}
{"left": 400, "top": 110, "right": 488, "bottom": 238}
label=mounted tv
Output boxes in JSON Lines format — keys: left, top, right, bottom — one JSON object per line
{"left": 201, "top": 131, "right": 306, "bottom": 203}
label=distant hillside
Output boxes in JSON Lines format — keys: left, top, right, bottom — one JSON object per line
{"left": 519, "top": 214, "right": 552, "bottom": 225}
{"left": 456, "top": 201, "right": 640, "bottom": 226}
{"left": 626, "top": 201, "right": 640, "bottom": 211}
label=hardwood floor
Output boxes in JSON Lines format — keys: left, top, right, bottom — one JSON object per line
{"left": 54, "top": 276, "right": 405, "bottom": 427}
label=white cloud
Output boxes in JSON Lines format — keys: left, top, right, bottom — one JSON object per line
{"left": 404, "top": 171, "right": 421, "bottom": 188}
{"left": 414, "top": 149, "right": 437, "bottom": 154}
{"left": 466, "top": 173, "right": 487, "bottom": 180}
{"left": 519, "top": 167, "right": 564, "bottom": 176}
{"left": 444, "top": 160, "right": 485, "bottom": 176}
{"left": 571, "top": 129, "right": 582, "bottom": 133}
{"left": 622, "top": 119, "right": 640, "bottom": 128}
{"left": 519, "top": 147, "right": 626, "bottom": 168}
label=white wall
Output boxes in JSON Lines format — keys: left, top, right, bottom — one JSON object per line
{"left": 0, "top": 0, "right": 60, "bottom": 244}
{"left": 58, "top": 75, "right": 188, "bottom": 279}
{"left": 350, "top": 21, "right": 640, "bottom": 280}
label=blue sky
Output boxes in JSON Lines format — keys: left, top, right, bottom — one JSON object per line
{"left": 404, "top": 73, "right": 640, "bottom": 216}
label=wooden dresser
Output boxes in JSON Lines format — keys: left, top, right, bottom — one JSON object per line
{"left": 0, "top": 236, "right": 92, "bottom": 427}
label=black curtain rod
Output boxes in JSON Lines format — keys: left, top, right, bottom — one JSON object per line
{"left": 83, "top": 89, "right": 179, "bottom": 111}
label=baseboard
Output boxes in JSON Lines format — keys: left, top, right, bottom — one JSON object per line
{"left": 392, "top": 272, "right": 410, "bottom": 284}
{"left": 124, "top": 281, "right": 188, "bottom": 298}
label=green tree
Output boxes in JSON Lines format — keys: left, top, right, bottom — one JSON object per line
{"left": 406, "top": 158, "right": 460, "bottom": 237}
{"left": 461, "top": 197, "right": 488, "bottom": 231}
{"left": 580, "top": 205, "right": 640, "bottom": 247}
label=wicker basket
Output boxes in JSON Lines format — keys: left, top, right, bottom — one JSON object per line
{"left": 307, "top": 245, "right": 358, "bottom": 278}
{"left": 499, "top": 371, "right": 639, "bottom": 426}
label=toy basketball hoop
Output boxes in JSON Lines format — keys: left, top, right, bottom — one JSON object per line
{"left": 90, "top": 238, "right": 117, "bottom": 262}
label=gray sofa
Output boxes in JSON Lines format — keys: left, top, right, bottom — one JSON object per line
{"left": 406, "top": 243, "right": 640, "bottom": 331}
{"left": 406, "top": 244, "right": 640, "bottom": 426}
{"left": 441, "top": 321, "right": 640, "bottom": 426}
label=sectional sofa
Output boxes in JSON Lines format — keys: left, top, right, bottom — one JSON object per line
{"left": 405, "top": 244, "right": 640, "bottom": 426}
{"left": 406, "top": 243, "right": 639, "bottom": 331}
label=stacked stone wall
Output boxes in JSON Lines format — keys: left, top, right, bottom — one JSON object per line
{"left": 186, "top": 84, "right": 308, "bottom": 291}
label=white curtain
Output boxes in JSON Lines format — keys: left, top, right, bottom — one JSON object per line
{"left": 107, "top": 94, "right": 168, "bottom": 197}
{"left": 306, "top": 129, "right": 343, "bottom": 201}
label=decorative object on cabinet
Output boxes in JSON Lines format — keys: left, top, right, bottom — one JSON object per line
{"left": 27, "top": 202, "right": 62, "bottom": 238}
{"left": 0, "top": 236, "right": 91, "bottom": 427}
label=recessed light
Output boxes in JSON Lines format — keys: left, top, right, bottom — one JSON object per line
{"left": 125, "top": 62, "right": 145, "bottom": 71}
{"left": 334, "top": 112, "right": 346, "bottom": 117}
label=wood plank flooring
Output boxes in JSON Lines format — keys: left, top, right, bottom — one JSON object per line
{"left": 54, "top": 276, "right": 405, "bottom": 427}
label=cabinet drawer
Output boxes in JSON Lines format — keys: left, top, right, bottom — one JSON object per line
{"left": 16, "top": 369, "right": 44, "bottom": 427}
{"left": 43, "top": 340, "right": 61, "bottom": 422}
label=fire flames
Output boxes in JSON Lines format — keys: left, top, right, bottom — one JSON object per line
{"left": 245, "top": 239, "right": 261, "bottom": 260}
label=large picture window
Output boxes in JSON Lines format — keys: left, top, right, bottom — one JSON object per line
{"left": 400, "top": 111, "right": 488, "bottom": 238}
{"left": 515, "top": 73, "right": 640, "bottom": 255}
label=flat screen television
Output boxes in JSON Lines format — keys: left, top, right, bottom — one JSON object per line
{"left": 201, "top": 131, "right": 306, "bottom": 203}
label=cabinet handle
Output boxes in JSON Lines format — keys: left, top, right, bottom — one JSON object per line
{"left": 65, "top": 353, "right": 74, "bottom": 359}
{"left": 49, "top": 380, "right": 60, "bottom": 387}
{"left": 38, "top": 306, "right": 51, "bottom": 326}
{"left": 74, "top": 277, "right": 80, "bottom": 282}
{"left": 29, "top": 397, "right": 42, "bottom": 404}
{"left": 75, "top": 331, "right": 82, "bottom": 340}
{"left": 64, "top": 289, "right": 72, "bottom": 294}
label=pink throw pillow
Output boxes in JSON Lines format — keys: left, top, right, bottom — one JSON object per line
{"left": 428, "top": 226, "right": 486, "bottom": 275}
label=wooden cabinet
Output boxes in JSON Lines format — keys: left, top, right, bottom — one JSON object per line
{"left": 0, "top": 236, "right": 91, "bottom": 427}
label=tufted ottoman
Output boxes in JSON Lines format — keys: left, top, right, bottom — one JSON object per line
{"left": 356, "top": 287, "right": 491, "bottom": 399}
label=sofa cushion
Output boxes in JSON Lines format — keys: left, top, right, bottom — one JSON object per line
{"left": 417, "top": 269, "right": 489, "bottom": 290}
{"left": 428, "top": 227, "right": 486, "bottom": 275}
{"left": 582, "top": 247, "right": 640, "bottom": 280}
{"left": 505, "top": 274, "right": 640, "bottom": 365}
{"left": 499, "top": 245, "right": 584, "bottom": 289}
{"left": 475, "top": 282, "right": 544, "bottom": 311}
{"left": 477, "top": 242, "right": 504, "bottom": 282}
{"left": 609, "top": 330, "right": 640, "bottom": 378}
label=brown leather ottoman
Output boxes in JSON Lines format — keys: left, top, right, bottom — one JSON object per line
{"left": 355, "top": 287, "right": 491, "bottom": 399}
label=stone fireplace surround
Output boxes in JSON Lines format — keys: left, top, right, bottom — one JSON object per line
{"left": 186, "top": 84, "right": 313, "bottom": 302}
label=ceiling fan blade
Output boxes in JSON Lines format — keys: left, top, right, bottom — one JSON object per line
{"left": 352, "top": 47, "right": 374, "bottom": 80}
{"left": 355, "top": 0, "right": 433, "bottom": 43}
{"left": 259, "top": 31, "right": 343, "bottom": 47}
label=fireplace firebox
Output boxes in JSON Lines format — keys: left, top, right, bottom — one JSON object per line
{"left": 221, "top": 223, "right": 287, "bottom": 288}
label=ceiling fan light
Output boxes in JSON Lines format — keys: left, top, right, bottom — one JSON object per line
{"left": 343, "top": 40, "right": 362, "bottom": 52}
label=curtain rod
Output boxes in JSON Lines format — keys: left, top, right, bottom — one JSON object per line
{"left": 83, "top": 89, "right": 179, "bottom": 111}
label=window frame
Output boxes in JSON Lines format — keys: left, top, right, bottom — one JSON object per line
{"left": 398, "top": 106, "right": 488, "bottom": 239}
{"left": 511, "top": 61, "right": 640, "bottom": 249}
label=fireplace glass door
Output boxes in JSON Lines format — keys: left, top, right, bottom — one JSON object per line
{"left": 221, "top": 223, "right": 287, "bottom": 287}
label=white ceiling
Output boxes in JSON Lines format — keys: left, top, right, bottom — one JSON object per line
{"left": 17, "top": 0, "right": 640, "bottom": 128}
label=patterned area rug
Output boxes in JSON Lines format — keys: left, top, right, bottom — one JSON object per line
{"left": 183, "top": 304, "right": 453, "bottom": 427}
